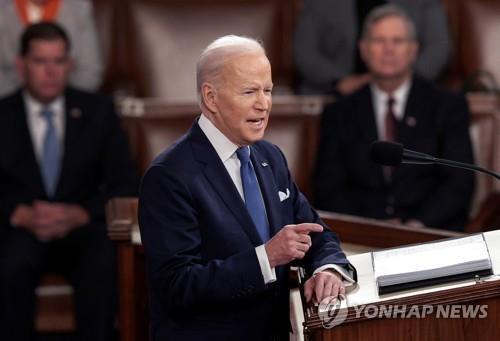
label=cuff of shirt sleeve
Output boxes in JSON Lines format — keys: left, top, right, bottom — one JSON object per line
{"left": 255, "top": 244, "right": 277, "bottom": 284}
{"left": 313, "top": 264, "right": 355, "bottom": 284}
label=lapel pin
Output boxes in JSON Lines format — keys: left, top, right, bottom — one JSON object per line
{"left": 70, "top": 108, "right": 82, "bottom": 119}
{"left": 261, "top": 162, "right": 268, "bottom": 167}
{"left": 406, "top": 116, "right": 417, "bottom": 127}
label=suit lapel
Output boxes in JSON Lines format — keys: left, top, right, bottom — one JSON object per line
{"left": 11, "top": 92, "right": 46, "bottom": 197}
{"left": 357, "top": 86, "right": 385, "bottom": 184}
{"left": 189, "top": 123, "right": 263, "bottom": 246}
{"left": 357, "top": 86, "right": 379, "bottom": 143}
{"left": 391, "top": 78, "right": 425, "bottom": 182}
{"left": 56, "top": 91, "right": 84, "bottom": 197}
{"left": 398, "top": 78, "right": 422, "bottom": 148}
{"left": 251, "top": 146, "right": 282, "bottom": 238}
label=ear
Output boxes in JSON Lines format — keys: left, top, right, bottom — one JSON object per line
{"left": 359, "top": 40, "right": 368, "bottom": 63}
{"left": 201, "top": 82, "right": 218, "bottom": 114}
{"left": 15, "top": 56, "right": 25, "bottom": 81}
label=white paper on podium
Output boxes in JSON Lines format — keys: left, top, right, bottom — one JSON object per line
{"left": 339, "top": 231, "right": 500, "bottom": 308}
{"left": 372, "top": 234, "right": 492, "bottom": 287}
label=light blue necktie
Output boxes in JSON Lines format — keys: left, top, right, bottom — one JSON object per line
{"left": 236, "top": 147, "right": 270, "bottom": 242}
{"left": 41, "top": 108, "right": 60, "bottom": 197}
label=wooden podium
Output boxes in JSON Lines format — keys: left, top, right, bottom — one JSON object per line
{"left": 301, "top": 229, "right": 500, "bottom": 341}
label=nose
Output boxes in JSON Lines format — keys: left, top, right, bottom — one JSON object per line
{"left": 44, "top": 62, "right": 59, "bottom": 77}
{"left": 383, "top": 38, "right": 402, "bottom": 52}
{"left": 382, "top": 40, "right": 393, "bottom": 50}
{"left": 255, "top": 90, "right": 270, "bottom": 111}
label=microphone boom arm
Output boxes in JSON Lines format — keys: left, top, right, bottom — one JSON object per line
{"left": 402, "top": 149, "right": 436, "bottom": 165}
{"left": 431, "top": 158, "right": 500, "bottom": 180}
{"left": 370, "top": 141, "right": 500, "bottom": 180}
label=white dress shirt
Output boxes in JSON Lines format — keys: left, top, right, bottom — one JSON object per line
{"left": 198, "top": 114, "right": 354, "bottom": 285}
{"left": 371, "top": 79, "right": 412, "bottom": 140}
{"left": 23, "top": 92, "right": 65, "bottom": 164}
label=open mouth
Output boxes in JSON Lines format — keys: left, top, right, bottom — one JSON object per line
{"left": 247, "top": 118, "right": 265, "bottom": 126}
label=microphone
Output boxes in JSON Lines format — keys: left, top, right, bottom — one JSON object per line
{"left": 370, "top": 141, "right": 500, "bottom": 180}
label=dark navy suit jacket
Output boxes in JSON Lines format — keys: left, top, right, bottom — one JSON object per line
{"left": 0, "top": 88, "right": 138, "bottom": 231}
{"left": 139, "top": 121, "right": 355, "bottom": 340}
{"left": 314, "top": 76, "right": 475, "bottom": 230}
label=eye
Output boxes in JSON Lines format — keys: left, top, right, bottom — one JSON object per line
{"left": 32, "top": 57, "right": 44, "bottom": 64}
{"left": 370, "top": 37, "right": 385, "bottom": 45}
{"left": 393, "top": 38, "right": 408, "bottom": 45}
{"left": 55, "top": 57, "right": 68, "bottom": 65}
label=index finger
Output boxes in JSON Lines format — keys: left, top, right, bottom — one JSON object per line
{"left": 293, "top": 223, "right": 323, "bottom": 234}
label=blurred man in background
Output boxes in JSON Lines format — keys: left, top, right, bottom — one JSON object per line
{"left": 314, "top": 5, "right": 474, "bottom": 231}
{"left": 0, "top": 22, "right": 137, "bottom": 340}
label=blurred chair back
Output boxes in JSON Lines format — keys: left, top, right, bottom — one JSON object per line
{"left": 442, "top": 0, "right": 500, "bottom": 92}
{"left": 467, "top": 94, "right": 500, "bottom": 214}
{"left": 97, "top": 0, "right": 300, "bottom": 99}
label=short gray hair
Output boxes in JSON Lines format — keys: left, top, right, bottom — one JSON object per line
{"left": 361, "top": 4, "right": 416, "bottom": 41}
{"left": 196, "top": 35, "right": 266, "bottom": 105}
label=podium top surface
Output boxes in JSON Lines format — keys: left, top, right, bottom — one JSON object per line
{"left": 344, "top": 230, "right": 500, "bottom": 307}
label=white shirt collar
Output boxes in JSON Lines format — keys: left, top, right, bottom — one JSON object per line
{"left": 23, "top": 91, "right": 66, "bottom": 161}
{"left": 370, "top": 79, "right": 412, "bottom": 140}
{"left": 371, "top": 78, "right": 412, "bottom": 121}
{"left": 23, "top": 91, "right": 64, "bottom": 120}
{"left": 198, "top": 113, "right": 241, "bottom": 162}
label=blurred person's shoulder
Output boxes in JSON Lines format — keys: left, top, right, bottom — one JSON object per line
{"left": 412, "top": 75, "right": 468, "bottom": 108}
{"left": 322, "top": 83, "right": 371, "bottom": 119}
{"left": 64, "top": 87, "right": 117, "bottom": 121}
{"left": 0, "top": 89, "right": 23, "bottom": 114}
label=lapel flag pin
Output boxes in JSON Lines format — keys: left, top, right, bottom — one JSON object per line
{"left": 70, "top": 108, "right": 82, "bottom": 118}
{"left": 406, "top": 116, "right": 417, "bottom": 127}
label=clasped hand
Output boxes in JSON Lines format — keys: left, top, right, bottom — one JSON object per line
{"left": 10, "top": 201, "right": 90, "bottom": 241}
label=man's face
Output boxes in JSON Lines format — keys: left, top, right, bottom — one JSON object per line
{"left": 17, "top": 39, "right": 72, "bottom": 103}
{"left": 209, "top": 52, "right": 273, "bottom": 146}
{"left": 360, "top": 15, "right": 417, "bottom": 81}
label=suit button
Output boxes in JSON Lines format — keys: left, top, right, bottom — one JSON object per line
{"left": 385, "top": 206, "right": 394, "bottom": 215}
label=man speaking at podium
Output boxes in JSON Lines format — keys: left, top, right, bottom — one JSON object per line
{"left": 139, "top": 35, "right": 356, "bottom": 340}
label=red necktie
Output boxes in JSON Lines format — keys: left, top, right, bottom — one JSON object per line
{"left": 385, "top": 97, "right": 397, "bottom": 141}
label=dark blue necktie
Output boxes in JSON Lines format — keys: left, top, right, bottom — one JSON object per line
{"left": 236, "top": 147, "right": 270, "bottom": 242}
{"left": 41, "top": 108, "right": 60, "bottom": 197}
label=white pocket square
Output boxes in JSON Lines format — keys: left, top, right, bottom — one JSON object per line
{"left": 278, "top": 188, "right": 290, "bottom": 202}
